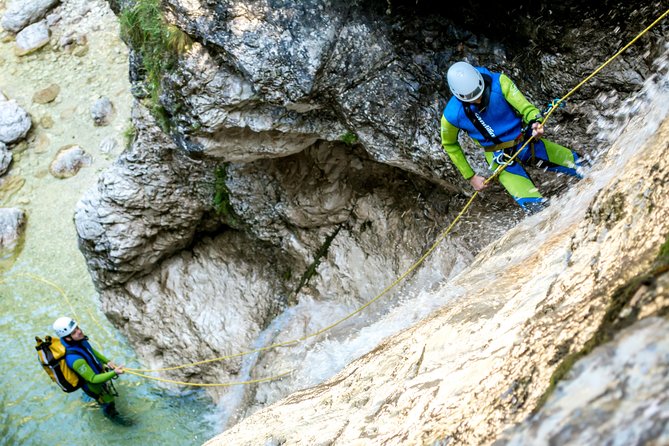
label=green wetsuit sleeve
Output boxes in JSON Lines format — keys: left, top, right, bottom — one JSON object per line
{"left": 91, "top": 347, "right": 109, "bottom": 365}
{"left": 500, "top": 74, "right": 542, "bottom": 124}
{"left": 440, "top": 115, "right": 475, "bottom": 180}
{"left": 72, "top": 358, "right": 117, "bottom": 384}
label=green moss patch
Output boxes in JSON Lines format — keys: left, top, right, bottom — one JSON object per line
{"left": 340, "top": 131, "right": 358, "bottom": 146}
{"left": 292, "top": 225, "right": 342, "bottom": 303}
{"left": 118, "top": 0, "right": 191, "bottom": 131}
{"left": 213, "top": 165, "right": 239, "bottom": 227}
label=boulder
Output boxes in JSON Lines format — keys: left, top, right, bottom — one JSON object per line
{"left": 1, "top": 0, "right": 60, "bottom": 33}
{"left": 49, "top": 145, "right": 92, "bottom": 178}
{"left": 0, "top": 207, "right": 25, "bottom": 250}
{"left": 90, "top": 96, "right": 115, "bottom": 126}
{"left": 15, "top": 20, "right": 50, "bottom": 56}
{"left": 0, "top": 100, "right": 31, "bottom": 144}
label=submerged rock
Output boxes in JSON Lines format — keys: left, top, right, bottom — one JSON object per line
{"left": 32, "top": 83, "right": 61, "bottom": 104}
{"left": 1, "top": 0, "right": 60, "bottom": 33}
{"left": 90, "top": 96, "right": 114, "bottom": 126}
{"left": 0, "top": 99, "right": 31, "bottom": 144}
{"left": 15, "top": 20, "right": 50, "bottom": 56}
{"left": 98, "top": 136, "right": 117, "bottom": 154}
{"left": 49, "top": 144, "right": 92, "bottom": 178}
{"left": 0, "top": 142, "right": 11, "bottom": 176}
{"left": 0, "top": 207, "right": 25, "bottom": 250}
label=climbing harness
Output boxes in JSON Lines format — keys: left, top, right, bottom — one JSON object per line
{"left": 492, "top": 148, "right": 517, "bottom": 167}
{"left": 3, "top": 6, "right": 668, "bottom": 388}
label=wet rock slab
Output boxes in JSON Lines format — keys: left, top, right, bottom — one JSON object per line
{"left": 500, "top": 317, "right": 669, "bottom": 446}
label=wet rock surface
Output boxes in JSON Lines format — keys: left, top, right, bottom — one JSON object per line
{"left": 207, "top": 107, "right": 669, "bottom": 446}
{"left": 500, "top": 317, "right": 669, "bottom": 446}
{"left": 62, "top": 0, "right": 669, "bottom": 443}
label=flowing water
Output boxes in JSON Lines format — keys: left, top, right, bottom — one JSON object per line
{"left": 0, "top": 1, "right": 215, "bottom": 444}
{"left": 212, "top": 46, "right": 669, "bottom": 428}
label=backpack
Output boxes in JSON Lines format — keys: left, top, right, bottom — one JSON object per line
{"left": 35, "top": 336, "right": 81, "bottom": 393}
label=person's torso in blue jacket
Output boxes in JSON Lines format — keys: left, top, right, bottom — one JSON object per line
{"left": 62, "top": 337, "right": 104, "bottom": 375}
{"left": 443, "top": 67, "right": 522, "bottom": 147}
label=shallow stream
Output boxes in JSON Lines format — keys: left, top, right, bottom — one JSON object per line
{"left": 0, "top": 1, "right": 215, "bottom": 444}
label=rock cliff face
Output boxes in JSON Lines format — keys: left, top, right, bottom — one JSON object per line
{"left": 73, "top": 0, "right": 668, "bottom": 443}
{"left": 205, "top": 85, "right": 669, "bottom": 445}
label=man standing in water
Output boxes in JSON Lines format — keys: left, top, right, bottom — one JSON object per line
{"left": 440, "top": 61, "right": 583, "bottom": 213}
{"left": 53, "top": 317, "right": 130, "bottom": 425}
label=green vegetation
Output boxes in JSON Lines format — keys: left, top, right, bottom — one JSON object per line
{"left": 292, "top": 225, "right": 342, "bottom": 303}
{"left": 123, "top": 123, "right": 136, "bottom": 148}
{"left": 340, "top": 131, "right": 358, "bottom": 146}
{"left": 213, "top": 165, "right": 238, "bottom": 226}
{"left": 118, "top": 0, "right": 191, "bottom": 131}
{"left": 534, "top": 232, "right": 669, "bottom": 412}
{"left": 657, "top": 236, "right": 669, "bottom": 265}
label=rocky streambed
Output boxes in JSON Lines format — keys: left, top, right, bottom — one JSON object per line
{"left": 0, "top": 1, "right": 215, "bottom": 444}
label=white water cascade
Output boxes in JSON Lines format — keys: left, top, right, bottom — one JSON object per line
{"left": 207, "top": 46, "right": 669, "bottom": 445}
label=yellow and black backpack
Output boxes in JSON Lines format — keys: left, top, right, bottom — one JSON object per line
{"left": 35, "top": 336, "right": 81, "bottom": 393}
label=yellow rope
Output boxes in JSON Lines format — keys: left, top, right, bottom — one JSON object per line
{"left": 489, "top": 7, "right": 669, "bottom": 177}
{"left": 1, "top": 272, "right": 80, "bottom": 320}
{"left": 6, "top": 7, "right": 668, "bottom": 384}
{"left": 124, "top": 369, "right": 293, "bottom": 387}
{"left": 128, "top": 6, "right": 668, "bottom": 374}
{"left": 1, "top": 272, "right": 115, "bottom": 348}
{"left": 0, "top": 272, "right": 292, "bottom": 387}
{"left": 542, "top": 7, "right": 669, "bottom": 124}
{"left": 126, "top": 192, "right": 480, "bottom": 373}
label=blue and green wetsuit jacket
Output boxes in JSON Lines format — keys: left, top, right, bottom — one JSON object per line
{"left": 440, "top": 67, "right": 542, "bottom": 179}
{"left": 61, "top": 337, "right": 117, "bottom": 404}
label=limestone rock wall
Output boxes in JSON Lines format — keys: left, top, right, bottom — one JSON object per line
{"left": 72, "top": 0, "right": 669, "bottom": 439}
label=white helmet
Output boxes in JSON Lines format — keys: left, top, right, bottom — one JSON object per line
{"left": 447, "top": 61, "right": 484, "bottom": 102}
{"left": 53, "top": 317, "right": 77, "bottom": 337}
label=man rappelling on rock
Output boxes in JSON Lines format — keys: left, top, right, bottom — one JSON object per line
{"left": 440, "top": 61, "right": 583, "bottom": 213}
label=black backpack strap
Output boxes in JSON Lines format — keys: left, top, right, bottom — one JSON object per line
{"left": 462, "top": 103, "right": 503, "bottom": 145}
{"left": 460, "top": 73, "right": 503, "bottom": 145}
